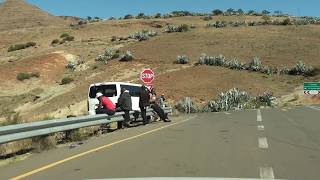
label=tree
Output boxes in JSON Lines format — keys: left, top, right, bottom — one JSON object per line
{"left": 226, "top": 8, "right": 235, "bottom": 15}
{"left": 212, "top": 9, "right": 223, "bottom": 16}
{"left": 154, "top": 13, "right": 161, "bottom": 18}
{"left": 87, "top": 16, "right": 92, "bottom": 21}
{"left": 124, "top": 14, "right": 134, "bottom": 19}
{"left": 247, "top": 10, "right": 255, "bottom": 15}
{"left": 262, "top": 10, "right": 270, "bottom": 15}
{"left": 237, "top": 9, "right": 244, "bottom": 15}
{"left": 274, "top": 10, "right": 282, "bottom": 15}
{"left": 136, "top": 12, "right": 145, "bottom": 19}
{"left": 261, "top": 15, "right": 271, "bottom": 24}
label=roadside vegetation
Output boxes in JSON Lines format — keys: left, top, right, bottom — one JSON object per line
{"left": 176, "top": 89, "right": 275, "bottom": 113}
{"left": 198, "top": 54, "right": 316, "bottom": 77}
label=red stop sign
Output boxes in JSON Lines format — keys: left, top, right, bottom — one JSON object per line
{"left": 140, "top": 69, "right": 155, "bottom": 84}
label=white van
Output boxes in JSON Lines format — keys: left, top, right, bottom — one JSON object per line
{"left": 87, "top": 82, "right": 142, "bottom": 115}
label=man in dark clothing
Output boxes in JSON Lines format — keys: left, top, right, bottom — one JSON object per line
{"left": 117, "top": 88, "right": 132, "bottom": 128}
{"left": 139, "top": 85, "right": 150, "bottom": 125}
{"left": 150, "top": 88, "right": 171, "bottom": 122}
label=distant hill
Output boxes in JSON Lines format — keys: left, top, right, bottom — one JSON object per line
{"left": 0, "top": 0, "right": 72, "bottom": 31}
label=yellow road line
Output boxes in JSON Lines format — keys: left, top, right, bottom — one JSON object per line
{"left": 11, "top": 116, "right": 196, "bottom": 180}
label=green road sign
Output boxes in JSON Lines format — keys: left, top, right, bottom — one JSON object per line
{"left": 304, "top": 82, "right": 320, "bottom": 90}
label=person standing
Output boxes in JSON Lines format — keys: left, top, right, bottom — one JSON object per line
{"left": 150, "top": 88, "right": 171, "bottom": 122}
{"left": 117, "top": 88, "right": 132, "bottom": 128}
{"left": 139, "top": 85, "right": 150, "bottom": 125}
{"left": 95, "top": 92, "right": 116, "bottom": 116}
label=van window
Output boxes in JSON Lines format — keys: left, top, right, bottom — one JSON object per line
{"left": 89, "top": 85, "right": 117, "bottom": 98}
{"left": 120, "top": 85, "right": 141, "bottom": 97}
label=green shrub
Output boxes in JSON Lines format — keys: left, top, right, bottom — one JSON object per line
{"left": 154, "top": 13, "right": 161, "bottom": 18}
{"left": 124, "top": 14, "right": 134, "bottom": 19}
{"left": 16, "top": 72, "right": 40, "bottom": 81}
{"left": 8, "top": 42, "right": 36, "bottom": 52}
{"left": 203, "top": 16, "right": 212, "bottom": 21}
{"left": 26, "top": 42, "right": 36, "bottom": 47}
{"left": 111, "top": 36, "right": 117, "bottom": 42}
{"left": 0, "top": 111, "right": 22, "bottom": 126}
{"left": 212, "top": 9, "right": 223, "bottom": 16}
{"left": 51, "top": 39, "right": 60, "bottom": 45}
{"left": 8, "top": 44, "right": 26, "bottom": 52}
{"left": 61, "top": 77, "right": 74, "bottom": 85}
{"left": 136, "top": 12, "right": 145, "bottom": 19}
{"left": 282, "top": 18, "right": 291, "bottom": 25}
{"left": 60, "top": 33, "right": 70, "bottom": 38}
{"left": 63, "top": 36, "right": 75, "bottom": 42}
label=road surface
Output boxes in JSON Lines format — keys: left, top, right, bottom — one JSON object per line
{"left": 0, "top": 105, "right": 319, "bottom": 180}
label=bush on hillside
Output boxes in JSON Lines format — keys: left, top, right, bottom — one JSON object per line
{"left": 176, "top": 55, "right": 189, "bottom": 64}
{"left": 206, "top": 21, "right": 227, "bottom": 28}
{"left": 288, "top": 61, "right": 315, "bottom": 76}
{"left": 63, "top": 36, "right": 75, "bottom": 42}
{"left": 60, "top": 33, "right": 70, "bottom": 38}
{"left": 51, "top": 39, "right": 60, "bottom": 45}
{"left": 60, "top": 77, "right": 74, "bottom": 85}
{"left": 154, "top": 13, "right": 162, "bottom": 18}
{"left": 282, "top": 18, "right": 291, "bottom": 25}
{"left": 8, "top": 42, "right": 36, "bottom": 52}
{"left": 165, "top": 24, "right": 189, "bottom": 33}
{"left": 124, "top": 14, "right": 134, "bottom": 19}
{"left": 16, "top": 72, "right": 40, "bottom": 81}
{"left": 120, "top": 50, "right": 134, "bottom": 61}
{"left": 129, "top": 30, "right": 157, "bottom": 41}
{"left": 95, "top": 48, "right": 120, "bottom": 63}
{"left": 203, "top": 16, "right": 213, "bottom": 21}
{"left": 212, "top": 9, "right": 223, "bottom": 16}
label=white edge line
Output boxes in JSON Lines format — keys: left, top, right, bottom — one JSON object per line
{"left": 260, "top": 167, "right": 275, "bottom": 179}
{"left": 257, "top": 125, "right": 265, "bottom": 131}
{"left": 258, "top": 137, "right": 269, "bottom": 149}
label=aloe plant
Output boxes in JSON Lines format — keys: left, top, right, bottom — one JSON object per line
{"left": 225, "top": 58, "right": 246, "bottom": 70}
{"left": 120, "top": 50, "right": 134, "bottom": 61}
{"left": 129, "top": 30, "right": 158, "bottom": 41}
{"left": 289, "top": 61, "right": 314, "bottom": 76}
{"left": 176, "top": 55, "right": 189, "bottom": 64}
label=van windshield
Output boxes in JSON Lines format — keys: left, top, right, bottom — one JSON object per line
{"left": 89, "top": 85, "right": 117, "bottom": 98}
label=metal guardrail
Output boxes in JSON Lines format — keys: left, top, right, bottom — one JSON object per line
{"left": 0, "top": 107, "right": 172, "bottom": 144}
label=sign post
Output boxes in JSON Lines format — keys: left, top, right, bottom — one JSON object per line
{"left": 304, "top": 82, "right": 320, "bottom": 95}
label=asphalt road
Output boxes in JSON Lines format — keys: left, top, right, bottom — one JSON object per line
{"left": 0, "top": 105, "right": 319, "bottom": 180}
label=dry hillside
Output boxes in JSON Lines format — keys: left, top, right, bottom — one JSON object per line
{"left": 0, "top": 0, "right": 70, "bottom": 31}
{"left": 0, "top": 0, "right": 319, "bottom": 122}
